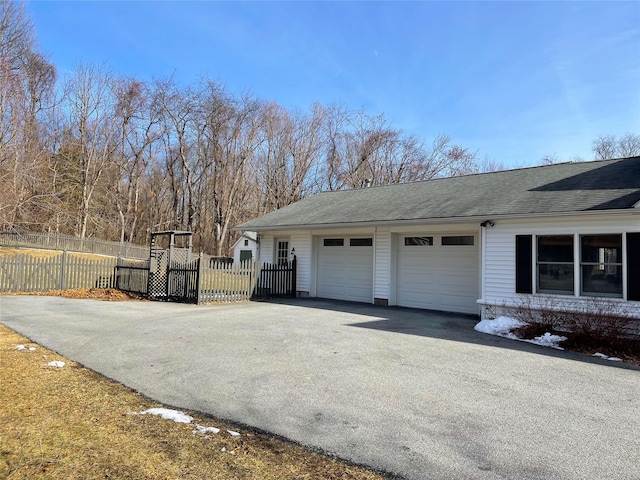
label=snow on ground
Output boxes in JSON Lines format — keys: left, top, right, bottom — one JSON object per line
{"left": 524, "top": 332, "right": 568, "bottom": 350}
{"left": 130, "top": 407, "right": 239, "bottom": 436}
{"left": 475, "top": 316, "right": 566, "bottom": 349}
{"left": 47, "top": 360, "right": 65, "bottom": 367}
{"left": 16, "top": 344, "right": 36, "bottom": 351}
{"left": 593, "top": 352, "right": 622, "bottom": 362}
{"left": 139, "top": 408, "right": 193, "bottom": 423}
{"left": 474, "top": 316, "right": 526, "bottom": 339}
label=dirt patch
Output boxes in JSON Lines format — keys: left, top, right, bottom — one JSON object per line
{"left": 1, "top": 288, "right": 145, "bottom": 301}
{"left": 0, "top": 325, "right": 388, "bottom": 480}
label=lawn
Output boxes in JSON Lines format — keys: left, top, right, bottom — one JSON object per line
{"left": 0, "top": 325, "right": 388, "bottom": 479}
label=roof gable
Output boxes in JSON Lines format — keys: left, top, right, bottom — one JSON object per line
{"left": 238, "top": 157, "right": 640, "bottom": 230}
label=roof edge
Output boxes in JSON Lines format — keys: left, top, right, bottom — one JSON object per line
{"left": 234, "top": 208, "right": 640, "bottom": 232}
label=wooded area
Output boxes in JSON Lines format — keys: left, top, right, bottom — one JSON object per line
{"left": 1, "top": 2, "right": 637, "bottom": 256}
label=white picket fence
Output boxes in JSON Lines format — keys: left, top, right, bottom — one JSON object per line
{"left": 0, "top": 252, "right": 117, "bottom": 292}
{"left": 198, "top": 259, "right": 258, "bottom": 303}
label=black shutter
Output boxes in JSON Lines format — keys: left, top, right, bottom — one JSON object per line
{"left": 627, "top": 233, "right": 640, "bottom": 301}
{"left": 515, "top": 235, "right": 533, "bottom": 294}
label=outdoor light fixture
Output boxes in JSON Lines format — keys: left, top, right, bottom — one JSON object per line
{"left": 480, "top": 220, "right": 495, "bottom": 227}
{"left": 291, "top": 248, "right": 296, "bottom": 255}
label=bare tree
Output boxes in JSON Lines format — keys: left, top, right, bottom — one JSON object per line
{"left": 60, "top": 63, "right": 117, "bottom": 238}
{"left": 592, "top": 133, "right": 640, "bottom": 160}
{"left": 112, "top": 77, "right": 159, "bottom": 243}
{"left": 617, "top": 133, "right": 640, "bottom": 158}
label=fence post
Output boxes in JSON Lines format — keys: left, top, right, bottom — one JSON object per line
{"left": 196, "top": 253, "right": 203, "bottom": 305}
{"left": 291, "top": 256, "right": 297, "bottom": 298}
{"left": 59, "top": 250, "right": 67, "bottom": 290}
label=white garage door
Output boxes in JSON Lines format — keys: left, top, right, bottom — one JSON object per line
{"left": 317, "top": 237, "right": 373, "bottom": 303}
{"left": 397, "top": 234, "right": 479, "bottom": 314}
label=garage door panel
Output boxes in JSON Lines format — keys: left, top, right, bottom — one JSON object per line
{"left": 317, "top": 239, "right": 373, "bottom": 303}
{"left": 397, "top": 235, "right": 479, "bottom": 314}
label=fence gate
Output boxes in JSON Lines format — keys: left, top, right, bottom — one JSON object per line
{"left": 146, "top": 231, "right": 199, "bottom": 303}
{"left": 253, "top": 257, "right": 297, "bottom": 299}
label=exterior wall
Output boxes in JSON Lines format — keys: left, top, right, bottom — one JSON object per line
{"left": 290, "top": 231, "right": 312, "bottom": 294}
{"left": 232, "top": 234, "right": 258, "bottom": 264}
{"left": 256, "top": 231, "right": 312, "bottom": 295}
{"left": 480, "top": 213, "right": 640, "bottom": 319}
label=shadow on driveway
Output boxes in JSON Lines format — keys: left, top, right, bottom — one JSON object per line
{"left": 263, "top": 297, "right": 640, "bottom": 371}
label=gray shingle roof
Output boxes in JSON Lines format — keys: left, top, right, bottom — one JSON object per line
{"left": 237, "top": 157, "right": 640, "bottom": 230}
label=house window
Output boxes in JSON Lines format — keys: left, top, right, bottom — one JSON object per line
{"left": 323, "top": 238, "right": 344, "bottom": 247}
{"left": 580, "top": 234, "right": 622, "bottom": 297}
{"left": 537, "top": 235, "right": 574, "bottom": 295}
{"left": 442, "top": 235, "right": 474, "bottom": 246}
{"left": 404, "top": 236, "right": 433, "bottom": 246}
{"left": 244, "top": 239, "right": 249, "bottom": 246}
{"left": 350, "top": 238, "right": 373, "bottom": 247}
{"left": 276, "top": 240, "right": 289, "bottom": 265}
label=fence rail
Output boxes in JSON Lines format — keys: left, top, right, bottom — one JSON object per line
{"left": 0, "top": 252, "right": 117, "bottom": 292}
{"left": 0, "top": 231, "right": 149, "bottom": 260}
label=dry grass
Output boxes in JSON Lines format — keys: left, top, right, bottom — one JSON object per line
{"left": 0, "top": 326, "right": 388, "bottom": 479}
{"left": 0, "top": 246, "right": 120, "bottom": 261}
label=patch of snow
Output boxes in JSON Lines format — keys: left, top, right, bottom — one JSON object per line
{"left": 47, "top": 360, "right": 65, "bottom": 368}
{"left": 139, "top": 408, "right": 194, "bottom": 424}
{"left": 593, "top": 352, "right": 622, "bottom": 362}
{"left": 474, "top": 316, "right": 526, "bottom": 339}
{"left": 524, "top": 332, "right": 567, "bottom": 350}
{"left": 130, "top": 408, "right": 238, "bottom": 437}
{"left": 194, "top": 424, "right": 220, "bottom": 435}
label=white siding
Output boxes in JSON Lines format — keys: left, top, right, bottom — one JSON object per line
{"left": 374, "top": 227, "right": 391, "bottom": 300}
{"left": 291, "top": 231, "right": 312, "bottom": 293}
{"left": 258, "top": 235, "right": 275, "bottom": 264}
{"left": 481, "top": 214, "right": 640, "bottom": 318}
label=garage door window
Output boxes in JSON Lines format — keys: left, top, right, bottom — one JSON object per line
{"left": 323, "top": 238, "right": 344, "bottom": 247}
{"left": 442, "top": 236, "right": 474, "bottom": 246}
{"left": 350, "top": 238, "right": 373, "bottom": 246}
{"left": 405, "top": 236, "right": 433, "bottom": 246}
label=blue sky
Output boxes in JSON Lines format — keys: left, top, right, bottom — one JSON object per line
{"left": 27, "top": 1, "right": 640, "bottom": 168}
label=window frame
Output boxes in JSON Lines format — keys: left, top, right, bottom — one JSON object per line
{"left": 441, "top": 235, "right": 475, "bottom": 246}
{"left": 579, "top": 234, "right": 623, "bottom": 298}
{"left": 404, "top": 236, "right": 433, "bottom": 246}
{"left": 536, "top": 235, "right": 575, "bottom": 296}
{"left": 276, "top": 239, "right": 290, "bottom": 265}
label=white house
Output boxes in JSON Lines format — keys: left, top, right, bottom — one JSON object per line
{"left": 232, "top": 231, "right": 258, "bottom": 264}
{"left": 236, "top": 157, "right": 640, "bottom": 319}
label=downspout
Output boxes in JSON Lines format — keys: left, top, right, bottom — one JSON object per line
{"left": 372, "top": 226, "right": 377, "bottom": 304}
{"left": 480, "top": 224, "right": 486, "bottom": 318}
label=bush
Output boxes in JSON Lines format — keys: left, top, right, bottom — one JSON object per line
{"left": 506, "top": 295, "right": 640, "bottom": 360}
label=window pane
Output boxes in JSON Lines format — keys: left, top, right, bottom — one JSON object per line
{"left": 581, "top": 234, "right": 622, "bottom": 263}
{"left": 538, "top": 235, "right": 573, "bottom": 262}
{"left": 581, "top": 266, "right": 622, "bottom": 296}
{"left": 442, "top": 235, "right": 474, "bottom": 246}
{"left": 580, "top": 234, "right": 622, "bottom": 297}
{"left": 538, "top": 263, "right": 574, "bottom": 294}
{"left": 323, "top": 238, "right": 344, "bottom": 247}
{"left": 404, "top": 236, "right": 433, "bottom": 246}
{"left": 350, "top": 238, "right": 373, "bottom": 247}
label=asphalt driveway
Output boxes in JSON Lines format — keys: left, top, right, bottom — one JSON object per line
{"left": 1, "top": 296, "right": 639, "bottom": 480}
